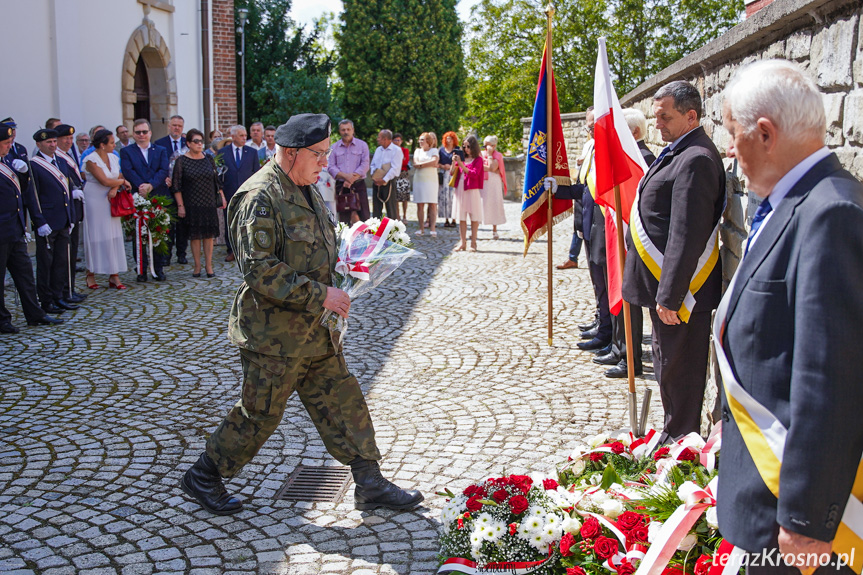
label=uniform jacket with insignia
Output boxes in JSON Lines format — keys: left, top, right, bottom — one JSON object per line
{"left": 0, "top": 157, "right": 42, "bottom": 243}
{"left": 29, "top": 152, "right": 73, "bottom": 231}
{"left": 227, "top": 160, "right": 339, "bottom": 358}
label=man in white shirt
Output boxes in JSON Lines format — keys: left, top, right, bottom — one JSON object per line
{"left": 369, "top": 129, "right": 401, "bottom": 220}
{"left": 246, "top": 122, "right": 266, "bottom": 152}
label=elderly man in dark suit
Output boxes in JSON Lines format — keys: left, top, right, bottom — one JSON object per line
{"left": 217, "top": 125, "right": 260, "bottom": 262}
{"left": 717, "top": 60, "right": 863, "bottom": 575}
{"left": 121, "top": 119, "right": 171, "bottom": 281}
{"left": 622, "top": 81, "right": 725, "bottom": 442}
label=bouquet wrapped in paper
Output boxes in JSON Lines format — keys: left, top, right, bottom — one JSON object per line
{"left": 320, "top": 217, "right": 422, "bottom": 341}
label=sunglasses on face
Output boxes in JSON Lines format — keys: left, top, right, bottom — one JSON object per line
{"left": 189, "top": 139, "right": 203, "bottom": 144}
{"left": 134, "top": 130, "right": 149, "bottom": 135}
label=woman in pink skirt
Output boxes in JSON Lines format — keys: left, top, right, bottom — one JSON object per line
{"left": 480, "top": 135, "right": 507, "bottom": 239}
{"left": 451, "top": 135, "right": 484, "bottom": 252}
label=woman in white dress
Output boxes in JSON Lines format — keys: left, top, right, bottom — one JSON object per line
{"left": 82, "top": 129, "right": 129, "bottom": 289}
{"left": 480, "top": 135, "right": 507, "bottom": 239}
{"left": 412, "top": 132, "right": 439, "bottom": 237}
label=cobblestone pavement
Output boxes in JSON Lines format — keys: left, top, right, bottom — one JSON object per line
{"left": 1, "top": 201, "right": 672, "bottom": 575}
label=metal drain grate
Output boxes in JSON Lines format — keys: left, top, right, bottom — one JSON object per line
{"left": 274, "top": 465, "right": 352, "bottom": 502}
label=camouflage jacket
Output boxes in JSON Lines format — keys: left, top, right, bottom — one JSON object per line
{"left": 227, "top": 160, "right": 339, "bottom": 357}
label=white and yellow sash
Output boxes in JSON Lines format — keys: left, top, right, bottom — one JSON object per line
{"left": 0, "top": 162, "right": 21, "bottom": 193}
{"left": 629, "top": 194, "right": 719, "bottom": 322}
{"left": 714, "top": 274, "right": 863, "bottom": 572}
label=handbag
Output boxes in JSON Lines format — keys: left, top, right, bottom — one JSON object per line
{"left": 336, "top": 183, "right": 360, "bottom": 213}
{"left": 109, "top": 185, "right": 135, "bottom": 217}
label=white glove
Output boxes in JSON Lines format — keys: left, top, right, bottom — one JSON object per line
{"left": 37, "top": 224, "right": 52, "bottom": 237}
{"left": 69, "top": 224, "right": 75, "bottom": 232}
{"left": 577, "top": 231, "right": 584, "bottom": 239}
{"left": 24, "top": 232, "right": 32, "bottom": 243}
{"left": 543, "top": 177, "right": 558, "bottom": 194}
{"left": 12, "top": 159, "right": 28, "bottom": 173}
{"left": 72, "top": 188, "right": 85, "bottom": 201}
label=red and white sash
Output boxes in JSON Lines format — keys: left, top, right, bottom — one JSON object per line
{"left": 56, "top": 149, "right": 82, "bottom": 182}
{"left": 0, "top": 162, "right": 21, "bottom": 193}
{"left": 31, "top": 154, "right": 70, "bottom": 195}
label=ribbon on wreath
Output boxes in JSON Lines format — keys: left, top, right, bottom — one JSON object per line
{"left": 438, "top": 545, "right": 556, "bottom": 574}
{"left": 334, "top": 217, "right": 397, "bottom": 281}
{"left": 134, "top": 210, "right": 156, "bottom": 278}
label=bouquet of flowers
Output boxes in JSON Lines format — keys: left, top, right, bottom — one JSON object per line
{"left": 320, "top": 217, "right": 422, "bottom": 341}
{"left": 123, "top": 193, "right": 173, "bottom": 276}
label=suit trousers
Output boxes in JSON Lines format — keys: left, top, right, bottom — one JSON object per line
{"left": 650, "top": 308, "right": 711, "bottom": 440}
{"left": 64, "top": 223, "right": 81, "bottom": 298}
{"left": 35, "top": 228, "right": 70, "bottom": 307}
{"left": 586, "top": 239, "right": 613, "bottom": 342}
{"left": 372, "top": 181, "right": 398, "bottom": 220}
{"left": 611, "top": 303, "right": 643, "bottom": 367}
{"left": 206, "top": 348, "right": 382, "bottom": 478}
{"left": 173, "top": 217, "right": 187, "bottom": 260}
{"left": 337, "top": 179, "right": 371, "bottom": 224}
{"left": 0, "top": 239, "right": 45, "bottom": 323}
{"left": 132, "top": 240, "right": 167, "bottom": 276}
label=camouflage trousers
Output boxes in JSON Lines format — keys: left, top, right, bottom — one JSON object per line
{"left": 207, "top": 348, "right": 382, "bottom": 478}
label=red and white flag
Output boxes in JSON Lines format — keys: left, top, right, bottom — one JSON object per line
{"left": 592, "top": 37, "right": 649, "bottom": 315}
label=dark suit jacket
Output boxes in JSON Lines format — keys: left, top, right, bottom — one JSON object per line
{"left": 120, "top": 144, "right": 171, "bottom": 200}
{"left": 637, "top": 140, "right": 656, "bottom": 166}
{"left": 29, "top": 153, "right": 73, "bottom": 230}
{"left": 217, "top": 145, "right": 260, "bottom": 200}
{"left": 622, "top": 126, "right": 725, "bottom": 312}
{"left": 0, "top": 158, "right": 37, "bottom": 243}
{"left": 717, "top": 153, "right": 863, "bottom": 550}
{"left": 5, "top": 142, "right": 30, "bottom": 191}
{"left": 154, "top": 135, "right": 186, "bottom": 156}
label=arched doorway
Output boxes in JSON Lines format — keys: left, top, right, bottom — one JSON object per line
{"left": 121, "top": 18, "right": 177, "bottom": 139}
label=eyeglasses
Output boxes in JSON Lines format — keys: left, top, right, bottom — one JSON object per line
{"left": 304, "top": 147, "right": 331, "bottom": 162}
{"left": 134, "top": 130, "right": 149, "bottom": 135}
{"left": 189, "top": 139, "right": 203, "bottom": 144}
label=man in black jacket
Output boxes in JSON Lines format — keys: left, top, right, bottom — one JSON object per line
{"left": 622, "top": 81, "right": 725, "bottom": 442}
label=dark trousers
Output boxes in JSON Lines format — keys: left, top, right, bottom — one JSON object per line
{"left": 336, "top": 179, "right": 371, "bottom": 224}
{"left": 35, "top": 228, "right": 70, "bottom": 308}
{"left": 173, "top": 218, "right": 187, "bottom": 260}
{"left": 372, "top": 181, "right": 398, "bottom": 220}
{"left": 650, "top": 309, "right": 712, "bottom": 440}
{"left": 64, "top": 223, "right": 81, "bottom": 298}
{"left": 223, "top": 207, "right": 233, "bottom": 253}
{"left": 611, "top": 303, "right": 643, "bottom": 367}
{"left": 586, "top": 240, "right": 612, "bottom": 342}
{"left": 0, "top": 239, "right": 45, "bottom": 323}
{"left": 132, "top": 238, "right": 168, "bottom": 276}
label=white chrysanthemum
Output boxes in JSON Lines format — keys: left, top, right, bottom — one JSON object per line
{"left": 487, "top": 521, "right": 505, "bottom": 541}
{"left": 647, "top": 520, "right": 664, "bottom": 543}
{"left": 527, "top": 505, "right": 547, "bottom": 519}
{"left": 561, "top": 515, "right": 582, "bottom": 534}
{"left": 588, "top": 433, "right": 609, "bottom": 448}
{"left": 397, "top": 232, "right": 410, "bottom": 244}
{"left": 601, "top": 498, "right": 625, "bottom": 519}
{"left": 545, "top": 513, "right": 562, "bottom": 528}
{"left": 705, "top": 507, "right": 719, "bottom": 530}
{"left": 476, "top": 512, "right": 493, "bottom": 526}
{"left": 528, "top": 531, "right": 548, "bottom": 552}
{"left": 470, "top": 545, "right": 483, "bottom": 561}
{"left": 615, "top": 432, "right": 633, "bottom": 447}
{"left": 541, "top": 524, "right": 562, "bottom": 547}
{"left": 523, "top": 515, "right": 544, "bottom": 532}
{"left": 517, "top": 522, "right": 535, "bottom": 539}
{"left": 470, "top": 530, "right": 483, "bottom": 547}
{"left": 441, "top": 495, "right": 467, "bottom": 526}
{"left": 394, "top": 220, "right": 406, "bottom": 232}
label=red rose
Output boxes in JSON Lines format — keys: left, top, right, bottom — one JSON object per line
{"left": 559, "top": 532, "right": 576, "bottom": 556}
{"left": 466, "top": 495, "right": 483, "bottom": 512}
{"left": 695, "top": 554, "right": 713, "bottom": 575}
{"left": 580, "top": 516, "right": 602, "bottom": 540}
{"left": 509, "top": 494, "right": 529, "bottom": 515}
{"left": 653, "top": 446, "right": 670, "bottom": 461}
{"left": 509, "top": 475, "right": 533, "bottom": 493}
{"left": 543, "top": 478, "right": 559, "bottom": 490}
{"left": 661, "top": 567, "right": 686, "bottom": 575}
{"left": 593, "top": 535, "right": 619, "bottom": 559}
{"left": 616, "top": 558, "right": 637, "bottom": 575}
{"left": 567, "top": 568, "right": 587, "bottom": 575}
{"left": 492, "top": 489, "right": 509, "bottom": 503}
{"left": 678, "top": 447, "right": 699, "bottom": 461}
{"left": 610, "top": 441, "right": 625, "bottom": 455}
{"left": 590, "top": 452, "right": 604, "bottom": 462}
{"left": 626, "top": 525, "right": 650, "bottom": 547}
{"left": 616, "top": 511, "right": 644, "bottom": 533}
{"left": 463, "top": 484, "right": 484, "bottom": 498}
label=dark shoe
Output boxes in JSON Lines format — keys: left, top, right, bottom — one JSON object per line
{"left": 27, "top": 315, "right": 64, "bottom": 326}
{"left": 593, "top": 342, "right": 614, "bottom": 356}
{"left": 75, "top": 265, "right": 86, "bottom": 273}
{"left": 206, "top": 273, "right": 216, "bottom": 278}
{"left": 192, "top": 273, "right": 201, "bottom": 278}
{"left": 350, "top": 458, "right": 424, "bottom": 511}
{"left": 225, "top": 253, "right": 235, "bottom": 262}
{"left": 606, "top": 361, "right": 643, "bottom": 379}
{"left": 55, "top": 299, "right": 79, "bottom": 311}
{"left": 65, "top": 292, "right": 87, "bottom": 303}
{"left": 593, "top": 351, "right": 620, "bottom": 366}
{"left": 177, "top": 255, "right": 188, "bottom": 265}
{"left": 136, "top": 274, "right": 147, "bottom": 283}
{"left": 155, "top": 272, "right": 167, "bottom": 281}
{"left": 577, "top": 337, "right": 611, "bottom": 351}
{"left": 180, "top": 453, "right": 244, "bottom": 516}
{"left": 579, "top": 319, "right": 599, "bottom": 331}
{"left": 556, "top": 259, "right": 578, "bottom": 270}
{"left": 580, "top": 327, "right": 599, "bottom": 340}
{"left": 0, "top": 321, "right": 19, "bottom": 334}
{"left": 42, "top": 304, "right": 64, "bottom": 315}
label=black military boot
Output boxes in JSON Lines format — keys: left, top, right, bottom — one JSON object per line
{"left": 180, "top": 453, "right": 244, "bottom": 516}
{"left": 350, "top": 458, "right": 424, "bottom": 511}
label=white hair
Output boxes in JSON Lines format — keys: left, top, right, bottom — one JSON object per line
{"left": 483, "top": 135, "right": 498, "bottom": 146}
{"left": 229, "top": 124, "right": 246, "bottom": 136}
{"left": 621, "top": 108, "right": 647, "bottom": 140}
{"left": 723, "top": 59, "right": 825, "bottom": 142}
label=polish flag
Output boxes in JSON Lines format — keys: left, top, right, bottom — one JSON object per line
{"left": 592, "top": 37, "right": 649, "bottom": 315}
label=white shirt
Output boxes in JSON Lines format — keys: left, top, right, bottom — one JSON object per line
{"left": 231, "top": 144, "right": 245, "bottom": 162}
{"left": 747, "top": 146, "right": 832, "bottom": 251}
{"left": 369, "top": 142, "right": 402, "bottom": 183}
{"left": 138, "top": 144, "right": 149, "bottom": 164}
{"left": 246, "top": 139, "right": 266, "bottom": 152}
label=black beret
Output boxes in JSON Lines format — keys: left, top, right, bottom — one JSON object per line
{"left": 0, "top": 125, "right": 12, "bottom": 142}
{"left": 0, "top": 117, "right": 16, "bottom": 128}
{"left": 33, "top": 129, "right": 59, "bottom": 142}
{"left": 55, "top": 124, "right": 75, "bottom": 137}
{"left": 274, "top": 113, "right": 331, "bottom": 148}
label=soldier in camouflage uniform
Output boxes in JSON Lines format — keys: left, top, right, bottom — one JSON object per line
{"left": 179, "top": 114, "right": 423, "bottom": 516}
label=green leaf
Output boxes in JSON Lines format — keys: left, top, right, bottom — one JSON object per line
{"left": 477, "top": 499, "right": 499, "bottom": 506}
{"left": 600, "top": 461, "right": 622, "bottom": 490}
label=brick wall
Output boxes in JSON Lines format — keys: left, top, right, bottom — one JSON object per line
{"left": 212, "top": 0, "right": 237, "bottom": 132}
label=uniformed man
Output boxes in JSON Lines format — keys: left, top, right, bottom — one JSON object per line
{"left": 1, "top": 117, "right": 31, "bottom": 191}
{"left": 29, "top": 128, "right": 78, "bottom": 316}
{"left": 55, "top": 124, "right": 87, "bottom": 303}
{"left": 0, "top": 125, "right": 63, "bottom": 333}
{"left": 180, "top": 113, "right": 423, "bottom": 515}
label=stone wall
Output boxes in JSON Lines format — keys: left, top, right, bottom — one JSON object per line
{"left": 519, "top": 0, "right": 863, "bottom": 279}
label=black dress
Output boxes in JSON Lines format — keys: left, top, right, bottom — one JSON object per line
{"left": 171, "top": 155, "right": 220, "bottom": 240}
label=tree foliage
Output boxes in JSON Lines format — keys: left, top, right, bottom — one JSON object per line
{"left": 235, "top": 0, "right": 337, "bottom": 126}
{"left": 336, "top": 0, "right": 467, "bottom": 144}
{"left": 463, "top": 0, "right": 744, "bottom": 151}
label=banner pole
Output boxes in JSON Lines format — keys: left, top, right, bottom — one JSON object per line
{"left": 545, "top": 4, "right": 555, "bottom": 347}
{"left": 613, "top": 184, "right": 638, "bottom": 433}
